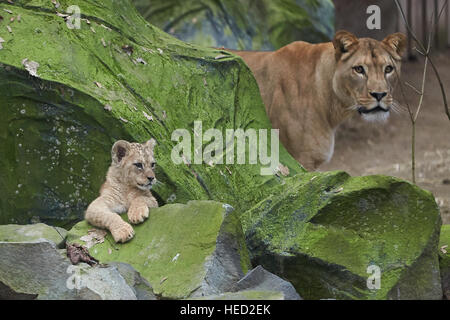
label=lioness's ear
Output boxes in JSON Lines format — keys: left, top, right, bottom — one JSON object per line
{"left": 144, "top": 138, "right": 157, "bottom": 151}
{"left": 112, "top": 140, "right": 130, "bottom": 164}
{"left": 333, "top": 30, "right": 359, "bottom": 57}
{"left": 382, "top": 33, "right": 407, "bottom": 60}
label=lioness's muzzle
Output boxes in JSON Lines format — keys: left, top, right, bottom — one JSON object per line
{"left": 358, "top": 106, "right": 390, "bottom": 114}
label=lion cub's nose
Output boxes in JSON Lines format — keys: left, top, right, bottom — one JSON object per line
{"left": 370, "top": 92, "right": 387, "bottom": 101}
{"left": 148, "top": 176, "right": 155, "bottom": 182}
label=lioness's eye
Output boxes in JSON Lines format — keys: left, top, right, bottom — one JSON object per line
{"left": 385, "top": 65, "right": 394, "bottom": 73}
{"left": 353, "top": 66, "right": 365, "bottom": 75}
{"left": 134, "top": 163, "right": 143, "bottom": 169}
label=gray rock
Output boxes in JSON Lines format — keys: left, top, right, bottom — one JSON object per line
{"left": 442, "top": 272, "right": 450, "bottom": 300}
{"left": 0, "top": 239, "right": 143, "bottom": 300}
{"left": 233, "top": 265, "right": 302, "bottom": 300}
{"left": 64, "top": 262, "right": 137, "bottom": 300}
{"left": 192, "top": 265, "right": 302, "bottom": 300}
{"left": 192, "top": 203, "right": 251, "bottom": 298}
{"left": 192, "top": 290, "right": 285, "bottom": 300}
{"left": 108, "top": 262, "right": 157, "bottom": 300}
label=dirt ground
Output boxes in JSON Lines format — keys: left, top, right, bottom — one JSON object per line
{"left": 319, "top": 51, "right": 450, "bottom": 224}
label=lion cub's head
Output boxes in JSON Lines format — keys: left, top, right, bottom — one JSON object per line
{"left": 110, "top": 139, "right": 157, "bottom": 191}
{"left": 332, "top": 30, "right": 407, "bottom": 123}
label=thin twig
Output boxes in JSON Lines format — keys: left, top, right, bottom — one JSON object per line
{"left": 414, "top": 33, "right": 432, "bottom": 123}
{"left": 413, "top": 57, "right": 428, "bottom": 123}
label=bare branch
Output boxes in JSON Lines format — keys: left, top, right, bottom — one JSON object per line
{"left": 395, "top": 0, "right": 450, "bottom": 120}
{"left": 414, "top": 56, "right": 429, "bottom": 123}
{"left": 393, "top": 0, "right": 449, "bottom": 183}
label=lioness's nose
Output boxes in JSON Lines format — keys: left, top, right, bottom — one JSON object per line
{"left": 148, "top": 176, "right": 154, "bottom": 182}
{"left": 370, "top": 92, "right": 387, "bottom": 101}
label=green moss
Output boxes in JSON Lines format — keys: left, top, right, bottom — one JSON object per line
{"left": 0, "top": 0, "right": 304, "bottom": 227}
{"left": 440, "top": 225, "right": 450, "bottom": 266}
{"left": 219, "top": 204, "right": 251, "bottom": 275}
{"left": 439, "top": 225, "right": 450, "bottom": 289}
{"left": 67, "top": 200, "right": 250, "bottom": 299}
{"left": 242, "top": 173, "right": 442, "bottom": 299}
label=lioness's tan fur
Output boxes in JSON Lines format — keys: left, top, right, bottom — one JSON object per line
{"left": 227, "top": 31, "right": 406, "bottom": 170}
{"left": 85, "top": 139, "right": 158, "bottom": 243}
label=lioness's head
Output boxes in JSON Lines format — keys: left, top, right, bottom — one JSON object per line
{"left": 332, "top": 30, "right": 407, "bottom": 122}
{"left": 111, "top": 139, "right": 157, "bottom": 191}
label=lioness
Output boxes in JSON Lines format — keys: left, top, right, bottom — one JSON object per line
{"left": 85, "top": 139, "right": 158, "bottom": 243}
{"left": 227, "top": 30, "right": 406, "bottom": 170}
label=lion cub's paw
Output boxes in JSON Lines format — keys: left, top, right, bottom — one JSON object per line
{"left": 128, "top": 205, "right": 149, "bottom": 224}
{"left": 111, "top": 221, "right": 135, "bottom": 243}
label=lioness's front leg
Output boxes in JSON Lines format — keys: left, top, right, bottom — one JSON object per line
{"left": 128, "top": 196, "right": 158, "bottom": 224}
{"left": 85, "top": 197, "right": 134, "bottom": 243}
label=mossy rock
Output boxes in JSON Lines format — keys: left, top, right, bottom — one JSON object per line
{"left": 133, "top": 0, "right": 334, "bottom": 50}
{"left": 0, "top": 223, "right": 67, "bottom": 248}
{"left": 67, "top": 200, "right": 252, "bottom": 299}
{"left": 0, "top": 0, "right": 303, "bottom": 228}
{"left": 439, "top": 225, "right": 450, "bottom": 299}
{"left": 241, "top": 171, "right": 443, "bottom": 300}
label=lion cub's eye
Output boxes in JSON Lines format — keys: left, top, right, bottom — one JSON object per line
{"left": 134, "top": 163, "right": 143, "bottom": 169}
{"left": 353, "top": 66, "right": 365, "bottom": 75}
{"left": 151, "top": 162, "right": 156, "bottom": 169}
{"left": 385, "top": 65, "right": 394, "bottom": 74}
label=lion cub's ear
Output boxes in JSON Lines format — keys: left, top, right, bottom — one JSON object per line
{"left": 382, "top": 33, "right": 407, "bottom": 60}
{"left": 112, "top": 140, "right": 130, "bottom": 164}
{"left": 333, "top": 30, "right": 359, "bottom": 58}
{"left": 144, "top": 138, "right": 157, "bottom": 152}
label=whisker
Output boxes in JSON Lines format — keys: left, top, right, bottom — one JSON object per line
{"left": 392, "top": 100, "right": 408, "bottom": 113}
{"left": 391, "top": 103, "right": 403, "bottom": 114}
{"left": 390, "top": 103, "right": 401, "bottom": 114}
{"left": 347, "top": 104, "right": 361, "bottom": 111}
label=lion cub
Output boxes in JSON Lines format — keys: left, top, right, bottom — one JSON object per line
{"left": 85, "top": 139, "right": 158, "bottom": 243}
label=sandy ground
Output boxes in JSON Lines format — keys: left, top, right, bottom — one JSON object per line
{"left": 319, "top": 51, "right": 450, "bottom": 224}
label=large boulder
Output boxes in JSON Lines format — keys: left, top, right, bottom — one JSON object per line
{"left": 0, "top": 0, "right": 303, "bottom": 227}
{"left": 67, "top": 200, "right": 252, "bottom": 299}
{"left": 241, "top": 171, "right": 443, "bottom": 300}
{"left": 133, "top": 0, "right": 334, "bottom": 50}
{"left": 439, "top": 225, "right": 450, "bottom": 299}
{"left": 0, "top": 239, "right": 155, "bottom": 300}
